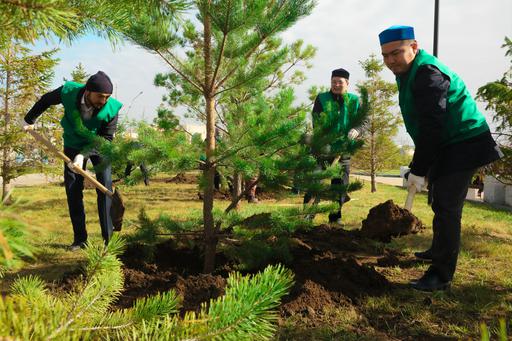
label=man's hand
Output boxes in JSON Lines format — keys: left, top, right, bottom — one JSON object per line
{"left": 320, "top": 144, "right": 331, "bottom": 155}
{"left": 67, "top": 154, "right": 84, "bottom": 173}
{"left": 347, "top": 128, "right": 359, "bottom": 139}
{"left": 302, "top": 132, "right": 312, "bottom": 145}
{"left": 22, "top": 119, "right": 34, "bottom": 131}
{"left": 407, "top": 173, "right": 426, "bottom": 192}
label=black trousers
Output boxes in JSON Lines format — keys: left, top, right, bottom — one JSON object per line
{"left": 124, "top": 162, "right": 150, "bottom": 186}
{"left": 64, "top": 147, "right": 113, "bottom": 244}
{"left": 303, "top": 158, "right": 350, "bottom": 220}
{"left": 428, "top": 168, "right": 476, "bottom": 282}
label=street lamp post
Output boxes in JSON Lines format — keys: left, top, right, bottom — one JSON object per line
{"left": 434, "top": 0, "right": 439, "bottom": 57}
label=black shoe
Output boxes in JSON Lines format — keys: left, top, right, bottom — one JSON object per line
{"left": 410, "top": 271, "right": 450, "bottom": 292}
{"left": 69, "top": 241, "right": 87, "bottom": 252}
{"left": 414, "top": 249, "right": 433, "bottom": 261}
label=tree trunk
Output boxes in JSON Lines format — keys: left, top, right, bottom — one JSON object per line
{"left": 224, "top": 177, "right": 259, "bottom": 214}
{"left": 370, "top": 132, "right": 377, "bottom": 193}
{"left": 1, "top": 67, "right": 11, "bottom": 202}
{"left": 230, "top": 171, "right": 243, "bottom": 210}
{"left": 202, "top": 3, "right": 217, "bottom": 274}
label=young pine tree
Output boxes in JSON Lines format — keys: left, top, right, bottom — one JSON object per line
{"left": 351, "top": 54, "right": 401, "bottom": 192}
{"left": 0, "top": 40, "right": 58, "bottom": 201}
{"left": 124, "top": 0, "right": 316, "bottom": 273}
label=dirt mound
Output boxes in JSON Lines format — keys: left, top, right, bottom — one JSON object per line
{"left": 166, "top": 172, "right": 199, "bottom": 184}
{"left": 197, "top": 190, "right": 232, "bottom": 200}
{"left": 281, "top": 280, "right": 338, "bottom": 317}
{"left": 361, "top": 200, "right": 424, "bottom": 242}
{"left": 175, "top": 274, "right": 226, "bottom": 313}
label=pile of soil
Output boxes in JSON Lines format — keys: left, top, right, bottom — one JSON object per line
{"left": 166, "top": 172, "right": 199, "bottom": 184}
{"left": 360, "top": 200, "right": 424, "bottom": 242}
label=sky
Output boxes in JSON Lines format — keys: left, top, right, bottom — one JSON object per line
{"left": 35, "top": 0, "right": 511, "bottom": 144}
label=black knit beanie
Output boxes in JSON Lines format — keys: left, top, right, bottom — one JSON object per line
{"left": 331, "top": 68, "right": 350, "bottom": 80}
{"left": 85, "top": 71, "right": 113, "bottom": 94}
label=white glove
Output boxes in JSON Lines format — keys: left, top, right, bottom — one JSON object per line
{"left": 407, "top": 173, "right": 426, "bottom": 192}
{"left": 321, "top": 144, "right": 331, "bottom": 155}
{"left": 303, "top": 132, "right": 312, "bottom": 145}
{"left": 67, "top": 154, "right": 84, "bottom": 173}
{"left": 347, "top": 128, "right": 359, "bottom": 139}
{"left": 22, "top": 120, "right": 34, "bottom": 131}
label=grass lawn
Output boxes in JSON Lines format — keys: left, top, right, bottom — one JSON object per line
{"left": 2, "top": 174, "right": 512, "bottom": 339}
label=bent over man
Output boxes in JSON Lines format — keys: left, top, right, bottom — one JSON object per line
{"left": 24, "top": 71, "right": 122, "bottom": 250}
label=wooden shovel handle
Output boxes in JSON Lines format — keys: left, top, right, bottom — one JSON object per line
{"left": 27, "top": 129, "right": 113, "bottom": 197}
{"left": 404, "top": 185, "right": 416, "bottom": 211}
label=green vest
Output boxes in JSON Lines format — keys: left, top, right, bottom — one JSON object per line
{"left": 397, "top": 49, "right": 488, "bottom": 146}
{"left": 316, "top": 91, "right": 360, "bottom": 134}
{"left": 60, "top": 82, "right": 122, "bottom": 149}
{"left": 316, "top": 92, "right": 359, "bottom": 152}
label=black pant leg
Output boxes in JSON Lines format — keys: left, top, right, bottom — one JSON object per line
{"left": 140, "top": 163, "right": 150, "bottom": 186}
{"left": 330, "top": 159, "right": 350, "bottom": 220}
{"left": 430, "top": 168, "right": 476, "bottom": 281}
{"left": 64, "top": 147, "right": 87, "bottom": 244}
{"left": 90, "top": 154, "right": 113, "bottom": 244}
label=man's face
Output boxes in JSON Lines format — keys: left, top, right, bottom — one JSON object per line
{"left": 381, "top": 40, "right": 418, "bottom": 75}
{"left": 331, "top": 76, "right": 349, "bottom": 95}
{"left": 85, "top": 90, "right": 111, "bottom": 109}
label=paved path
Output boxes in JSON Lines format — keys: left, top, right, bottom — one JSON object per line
{"left": 352, "top": 174, "right": 404, "bottom": 187}
{"left": 1, "top": 173, "right": 62, "bottom": 187}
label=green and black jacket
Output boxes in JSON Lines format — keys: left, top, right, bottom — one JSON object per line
{"left": 25, "top": 82, "right": 122, "bottom": 151}
{"left": 396, "top": 49, "right": 500, "bottom": 177}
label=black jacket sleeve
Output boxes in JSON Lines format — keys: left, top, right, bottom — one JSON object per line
{"left": 410, "top": 65, "right": 450, "bottom": 176}
{"left": 24, "top": 86, "right": 63, "bottom": 124}
{"left": 312, "top": 95, "right": 323, "bottom": 115}
{"left": 97, "top": 114, "right": 119, "bottom": 141}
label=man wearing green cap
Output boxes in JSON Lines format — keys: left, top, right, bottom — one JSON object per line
{"left": 23, "top": 71, "right": 122, "bottom": 250}
{"left": 303, "top": 68, "right": 361, "bottom": 224}
{"left": 379, "top": 26, "right": 502, "bottom": 291}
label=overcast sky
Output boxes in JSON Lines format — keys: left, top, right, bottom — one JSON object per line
{"left": 36, "top": 0, "right": 511, "bottom": 143}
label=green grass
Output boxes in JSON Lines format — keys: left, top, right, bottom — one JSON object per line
{"left": 3, "top": 174, "right": 512, "bottom": 339}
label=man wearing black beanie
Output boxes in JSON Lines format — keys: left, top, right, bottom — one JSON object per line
{"left": 303, "top": 68, "right": 362, "bottom": 224}
{"left": 23, "top": 71, "right": 122, "bottom": 250}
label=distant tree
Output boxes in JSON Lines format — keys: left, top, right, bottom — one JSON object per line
{"left": 0, "top": 40, "right": 58, "bottom": 201}
{"left": 351, "top": 54, "right": 400, "bottom": 192}
{"left": 125, "top": 0, "right": 316, "bottom": 273}
{"left": 65, "top": 62, "right": 90, "bottom": 83}
{"left": 477, "top": 37, "right": 512, "bottom": 184}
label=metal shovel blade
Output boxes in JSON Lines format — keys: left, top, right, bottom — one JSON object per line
{"left": 111, "top": 188, "right": 125, "bottom": 231}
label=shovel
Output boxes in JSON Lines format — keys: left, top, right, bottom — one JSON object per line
{"left": 27, "top": 129, "right": 125, "bottom": 231}
{"left": 404, "top": 185, "right": 416, "bottom": 211}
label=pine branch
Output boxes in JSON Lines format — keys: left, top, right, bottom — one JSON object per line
{"left": 156, "top": 49, "right": 204, "bottom": 93}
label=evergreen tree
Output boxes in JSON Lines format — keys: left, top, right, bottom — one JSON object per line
{"left": 124, "top": 0, "right": 316, "bottom": 273}
{"left": 156, "top": 37, "right": 316, "bottom": 210}
{"left": 350, "top": 54, "right": 400, "bottom": 192}
{"left": 0, "top": 40, "right": 58, "bottom": 201}
{"left": 477, "top": 37, "right": 512, "bottom": 184}
{"left": 66, "top": 62, "right": 90, "bottom": 83}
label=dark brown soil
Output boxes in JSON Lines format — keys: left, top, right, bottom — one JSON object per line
{"left": 105, "top": 224, "right": 397, "bottom": 324}
{"left": 361, "top": 200, "right": 424, "bottom": 242}
{"left": 166, "top": 172, "right": 199, "bottom": 184}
